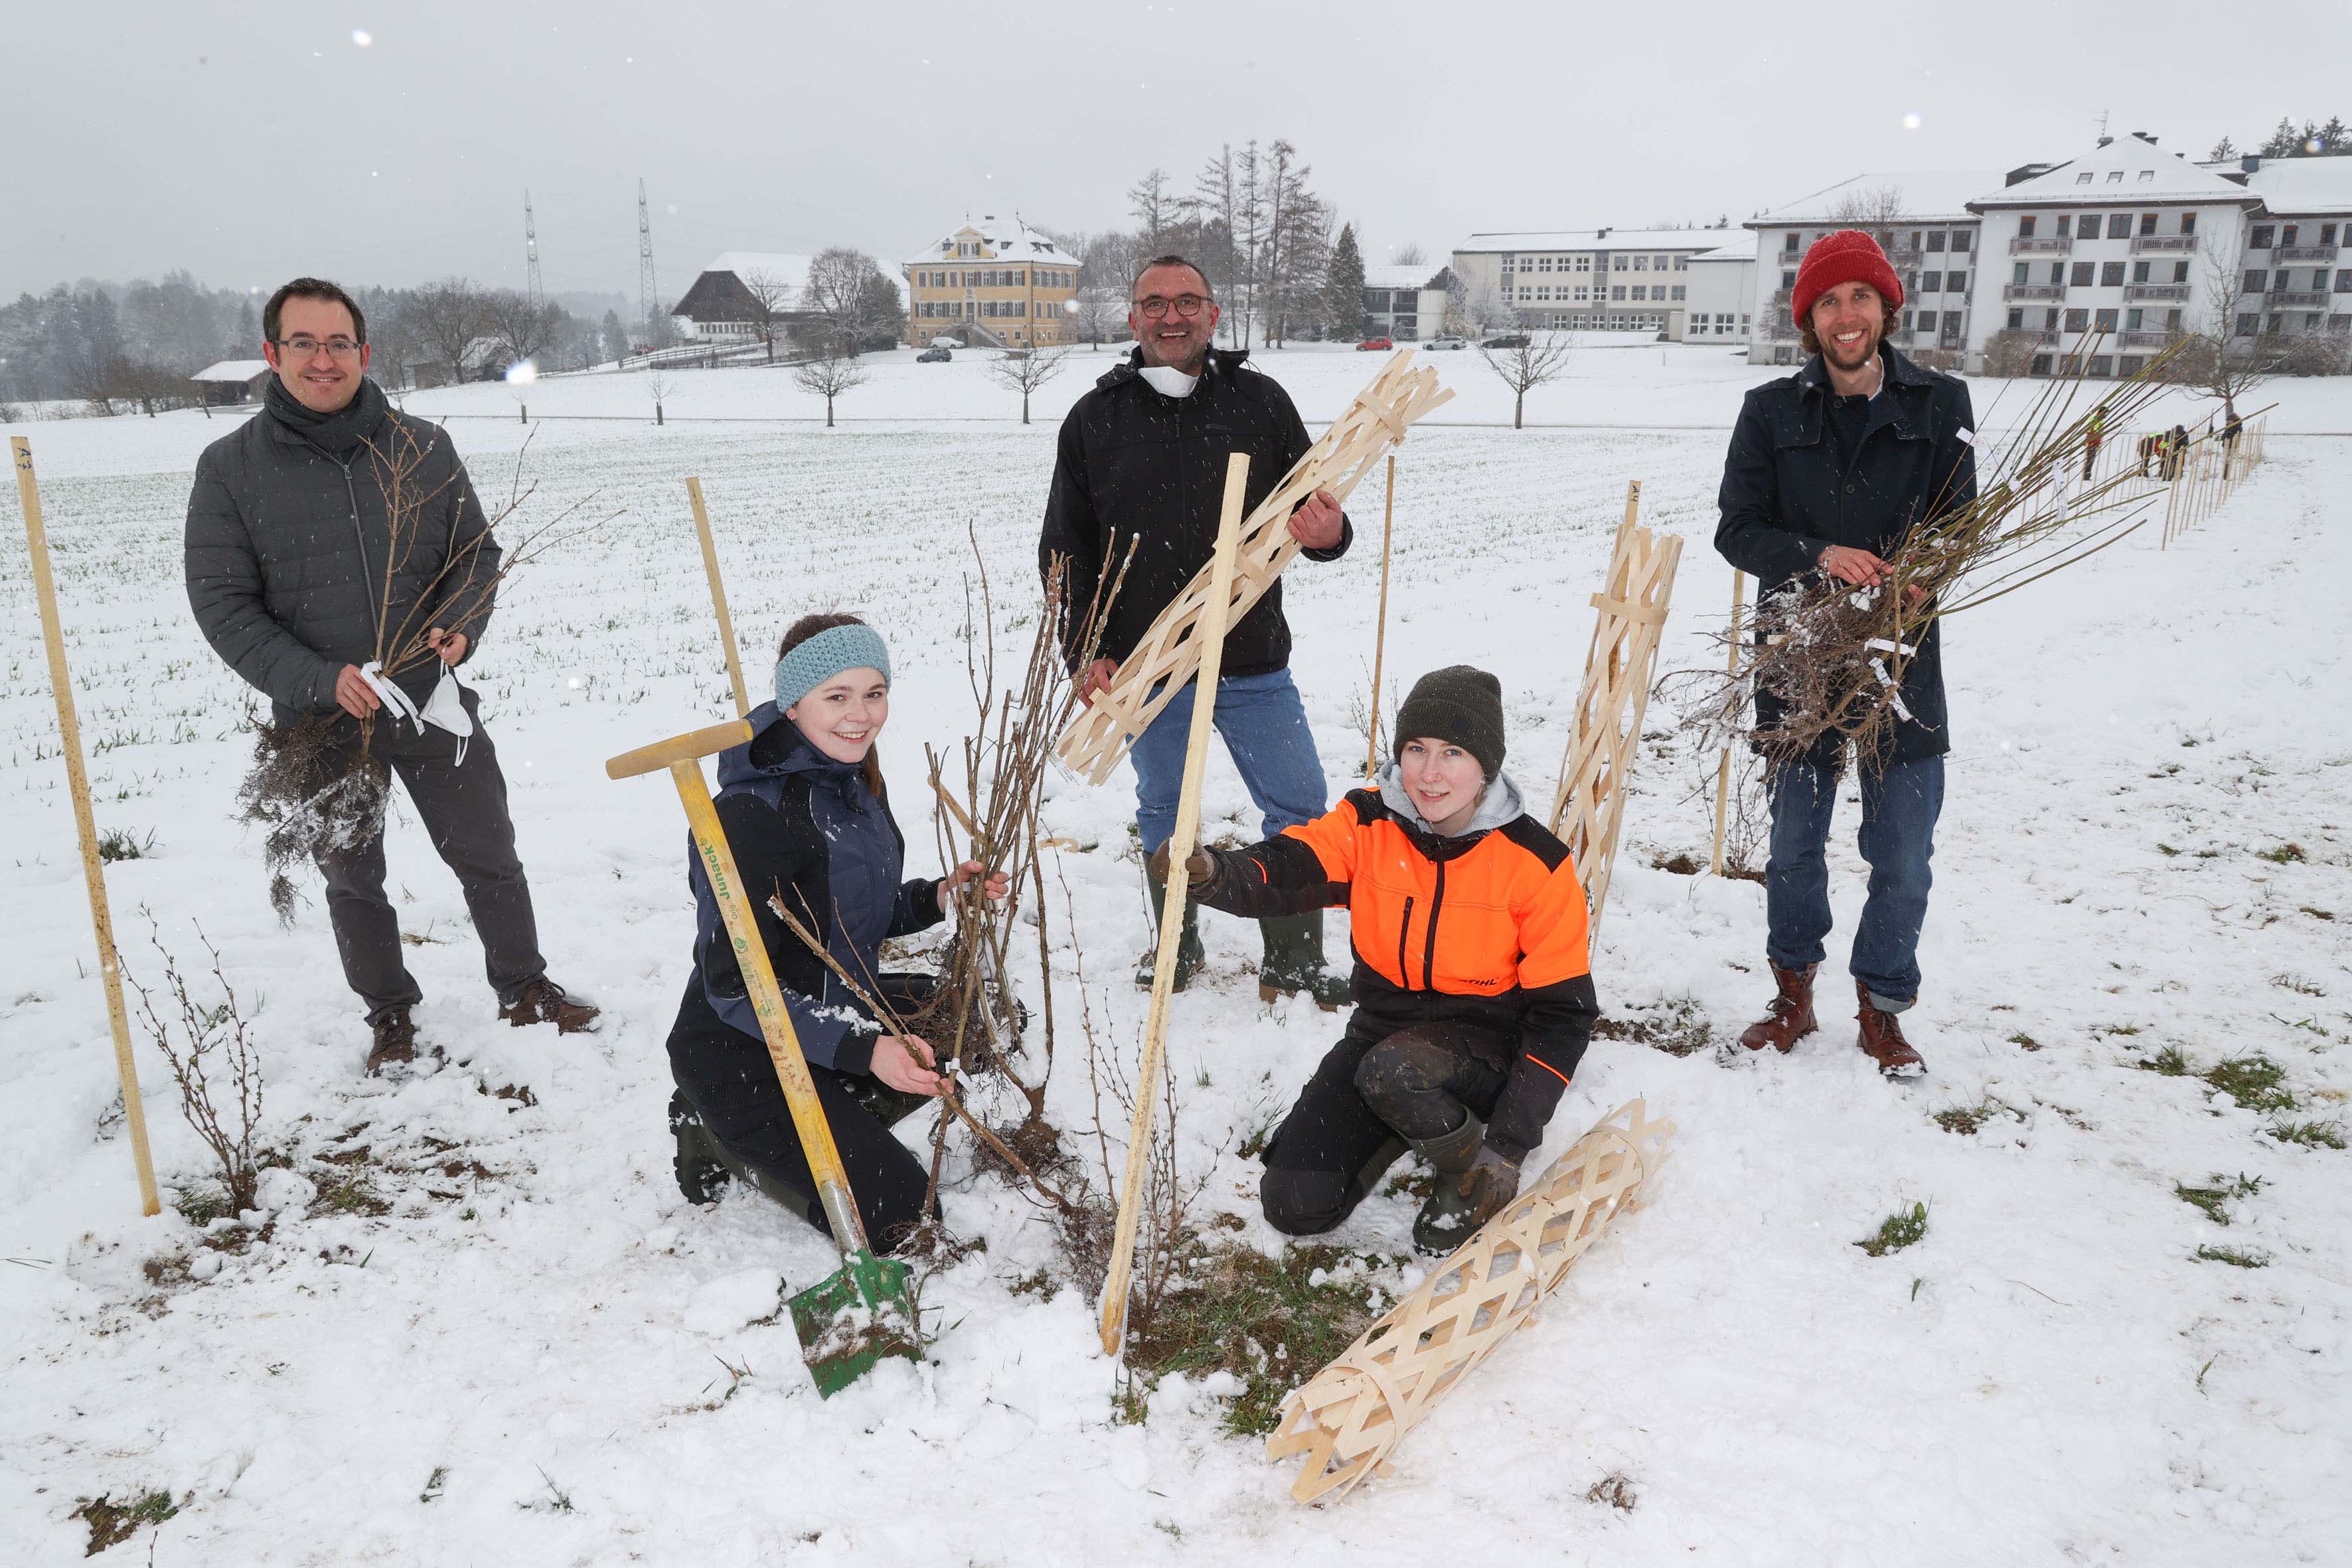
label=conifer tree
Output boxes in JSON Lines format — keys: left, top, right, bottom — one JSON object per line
{"left": 1322, "top": 222, "right": 1367, "bottom": 343}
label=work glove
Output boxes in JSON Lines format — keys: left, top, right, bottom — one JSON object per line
{"left": 1458, "top": 1145, "right": 1522, "bottom": 1227}
{"left": 1145, "top": 842, "right": 1223, "bottom": 896}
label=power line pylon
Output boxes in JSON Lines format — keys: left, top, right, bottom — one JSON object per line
{"left": 524, "top": 190, "right": 544, "bottom": 309}
{"left": 637, "top": 178, "right": 660, "bottom": 335}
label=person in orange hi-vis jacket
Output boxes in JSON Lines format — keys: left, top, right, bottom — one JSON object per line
{"left": 1151, "top": 666, "right": 1599, "bottom": 1254}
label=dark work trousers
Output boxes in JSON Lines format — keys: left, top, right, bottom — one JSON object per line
{"left": 1259, "top": 1020, "right": 1513, "bottom": 1237}
{"left": 668, "top": 973, "right": 939, "bottom": 1251}
{"left": 1764, "top": 755, "right": 1944, "bottom": 1011}
{"left": 311, "top": 686, "right": 546, "bottom": 1022}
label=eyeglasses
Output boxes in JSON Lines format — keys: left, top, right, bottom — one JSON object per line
{"left": 1131, "top": 294, "right": 1208, "bottom": 319}
{"left": 271, "top": 336, "right": 363, "bottom": 359}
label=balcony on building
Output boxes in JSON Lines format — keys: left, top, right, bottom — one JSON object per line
{"left": 2277, "top": 244, "right": 2339, "bottom": 264}
{"left": 2122, "top": 284, "right": 2191, "bottom": 302}
{"left": 2268, "top": 291, "right": 2329, "bottom": 309}
{"left": 2009, "top": 235, "right": 2073, "bottom": 254}
{"left": 2116, "top": 331, "right": 2172, "bottom": 349}
{"left": 2130, "top": 234, "right": 2199, "bottom": 254}
{"left": 2003, "top": 283, "right": 2065, "bottom": 301}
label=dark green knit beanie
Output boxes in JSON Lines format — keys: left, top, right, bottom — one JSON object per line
{"left": 1393, "top": 665, "right": 1506, "bottom": 781}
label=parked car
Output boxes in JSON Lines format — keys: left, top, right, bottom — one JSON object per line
{"left": 1356, "top": 336, "right": 1394, "bottom": 351}
{"left": 917, "top": 346, "right": 953, "bottom": 363}
{"left": 1426, "top": 335, "right": 1467, "bottom": 350}
{"left": 1481, "top": 333, "right": 1530, "bottom": 349}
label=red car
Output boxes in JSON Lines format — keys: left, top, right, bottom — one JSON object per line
{"left": 1356, "top": 336, "right": 1394, "bottom": 351}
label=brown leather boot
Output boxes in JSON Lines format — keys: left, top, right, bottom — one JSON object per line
{"left": 1855, "top": 981, "right": 1925, "bottom": 1077}
{"left": 365, "top": 1007, "right": 418, "bottom": 1076}
{"left": 1739, "top": 963, "right": 1818, "bottom": 1053}
{"left": 499, "top": 977, "right": 601, "bottom": 1034}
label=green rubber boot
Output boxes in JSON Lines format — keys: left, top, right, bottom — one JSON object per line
{"left": 1408, "top": 1111, "right": 1488, "bottom": 1256}
{"left": 1258, "top": 911, "right": 1352, "bottom": 1011}
{"left": 1135, "top": 868, "right": 1206, "bottom": 992}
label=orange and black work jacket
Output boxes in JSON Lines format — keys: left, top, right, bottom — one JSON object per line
{"left": 1196, "top": 785, "right": 1599, "bottom": 1162}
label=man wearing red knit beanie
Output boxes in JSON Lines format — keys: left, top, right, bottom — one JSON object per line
{"left": 1713, "top": 229, "right": 1978, "bottom": 1077}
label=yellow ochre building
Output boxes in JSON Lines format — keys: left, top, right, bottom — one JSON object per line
{"left": 904, "top": 215, "right": 1081, "bottom": 349}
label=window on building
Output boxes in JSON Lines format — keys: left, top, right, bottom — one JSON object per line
{"left": 1949, "top": 270, "right": 1968, "bottom": 293}
{"left": 1537, "top": 256, "right": 1553, "bottom": 272}
{"left": 1575, "top": 256, "right": 1591, "bottom": 271}
{"left": 2282, "top": 224, "right": 2300, "bottom": 247}
{"left": 1633, "top": 256, "right": 1648, "bottom": 271}
{"left": 2006, "top": 307, "right": 2023, "bottom": 330}
{"left": 2165, "top": 309, "right": 2183, "bottom": 329}
{"left": 1612, "top": 255, "right": 1628, "bottom": 271}
{"left": 2057, "top": 214, "right": 2073, "bottom": 236}
{"left": 2267, "top": 314, "right": 2285, "bottom": 334}
{"left": 1518, "top": 287, "right": 1530, "bottom": 301}
{"left": 1612, "top": 285, "right": 1626, "bottom": 300}
{"left": 2075, "top": 172, "right": 2094, "bottom": 184}
{"left": 2079, "top": 214, "right": 2103, "bottom": 240}
{"left": 2250, "top": 226, "right": 2274, "bottom": 250}
{"left": 2095, "top": 308, "right": 2118, "bottom": 331}
{"left": 2140, "top": 212, "right": 2157, "bottom": 235}
{"left": 1921, "top": 271, "right": 1942, "bottom": 293}
{"left": 1652, "top": 256, "right": 1668, "bottom": 270}
{"left": 2126, "top": 307, "right": 2144, "bottom": 330}
{"left": 2051, "top": 262, "right": 2067, "bottom": 285}
{"left": 1537, "top": 285, "right": 1551, "bottom": 301}
{"left": 1781, "top": 269, "right": 1796, "bottom": 289}
{"left": 2173, "top": 261, "right": 2191, "bottom": 283}
{"left": 2132, "top": 261, "right": 2150, "bottom": 283}
{"left": 1783, "top": 232, "right": 1800, "bottom": 252}
{"left": 1917, "top": 311, "right": 1938, "bottom": 334}
{"left": 2065, "top": 307, "right": 2090, "bottom": 331}
{"left": 2031, "top": 353, "right": 2053, "bottom": 376}
{"left": 2109, "top": 212, "right": 2132, "bottom": 234}
{"left": 1630, "top": 285, "right": 1647, "bottom": 301}
{"left": 2045, "top": 307, "right": 2062, "bottom": 330}
{"left": 2322, "top": 224, "right": 2339, "bottom": 244}
{"left": 2071, "top": 262, "right": 2094, "bottom": 287}
{"left": 2337, "top": 270, "right": 2352, "bottom": 292}
{"left": 1672, "top": 285, "right": 1687, "bottom": 299}
{"left": 2019, "top": 216, "right": 2038, "bottom": 237}
{"left": 2105, "top": 170, "right": 2124, "bottom": 183}
{"left": 2235, "top": 312, "right": 2259, "bottom": 337}
{"left": 1574, "top": 285, "right": 1590, "bottom": 301}
{"left": 2013, "top": 262, "right": 2030, "bottom": 284}
{"left": 2333, "top": 315, "right": 2352, "bottom": 333}
{"left": 2100, "top": 262, "right": 2126, "bottom": 286}
{"left": 2244, "top": 269, "right": 2267, "bottom": 293}
{"left": 1501, "top": 254, "right": 1516, "bottom": 270}
{"left": 1907, "top": 231, "right": 1923, "bottom": 252}
{"left": 2181, "top": 213, "right": 2197, "bottom": 235}
{"left": 1675, "top": 257, "right": 1689, "bottom": 271}
{"left": 1926, "top": 231, "right": 1947, "bottom": 252}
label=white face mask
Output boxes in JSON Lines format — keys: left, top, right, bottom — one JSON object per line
{"left": 1138, "top": 364, "right": 1200, "bottom": 399}
{"left": 360, "top": 661, "right": 472, "bottom": 765}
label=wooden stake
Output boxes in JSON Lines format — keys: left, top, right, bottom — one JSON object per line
{"left": 1363, "top": 454, "right": 1395, "bottom": 779}
{"left": 685, "top": 477, "right": 751, "bottom": 718}
{"left": 12, "top": 437, "right": 160, "bottom": 1217}
{"left": 1098, "top": 453, "right": 1251, "bottom": 1357}
{"left": 1709, "top": 570, "right": 1746, "bottom": 876}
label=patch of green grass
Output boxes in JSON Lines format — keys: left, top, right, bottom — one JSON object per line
{"left": 1589, "top": 997, "right": 1713, "bottom": 1058}
{"left": 2007, "top": 1030, "right": 2042, "bottom": 1052}
{"left": 419, "top": 1466, "right": 447, "bottom": 1504}
{"left": 2175, "top": 1173, "right": 2263, "bottom": 1225}
{"left": 2138, "top": 1045, "right": 2191, "bottom": 1077}
{"left": 2255, "top": 842, "right": 2306, "bottom": 864}
{"left": 96, "top": 827, "right": 155, "bottom": 863}
{"left": 2103, "top": 1022, "right": 2142, "bottom": 1037}
{"left": 2271, "top": 973, "right": 2325, "bottom": 998}
{"left": 1855, "top": 1202, "right": 1928, "bottom": 1257}
{"left": 2268, "top": 1119, "right": 2346, "bottom": 1150}
{"left": 173, "top": 1186, "right": 231, "bottom": 1227}
{"left": 2156, "top": 843, "right": 2181, "bottom": 857}
{"left": 1124, "top": 1241, "right": 1399, "bottom": 1437}
{"left": 2300, "top": 906, "right": 2335, "bottom": 922}
{"left": 307, "top": 1174, "right": 392, "bottom": 1219}
{"left": 2206, "top": 1055, "right": 2294, "bottom": 1113}
{"left": 1933, "top": 1099, "right": 2017, "bottom": 1136}
{"left": 1008, "top": 1267, "right": 1061, "bottom": 1302}
{"left": 2195, "top": 1243, "right": 2270, "bottom": 1269}
{"left": 70, "top": 1490, "right": 177, "bottom": 1553}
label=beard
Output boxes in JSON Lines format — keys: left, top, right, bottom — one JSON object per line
{"left": 1821, "top": 323, "right": 1881, "bottom": 372}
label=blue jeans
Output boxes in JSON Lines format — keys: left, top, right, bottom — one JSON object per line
{"left": 1764, "top": 756, "right": 1944, "bottom": 1011}
{"left": 1129, "top": 668, "right": 1329, "bottom": 854}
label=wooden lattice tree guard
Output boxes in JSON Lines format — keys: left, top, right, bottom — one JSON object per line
{"left": 1265, "top": 1099, "right": 1676, "bottom": 1504}
{"left": 1546, "top": 487, "right": 1683, "bottom": 940}
{"left": 1056, "top": 351, "right": 1454, "bottom": 784}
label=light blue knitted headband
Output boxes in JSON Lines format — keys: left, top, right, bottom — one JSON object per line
{"left": 775, "top": 623, "right": 892, "bottom": 712}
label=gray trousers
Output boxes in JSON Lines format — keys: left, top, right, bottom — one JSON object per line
{"left": 311, "top": 686, "right": 545, "bottom": 1021}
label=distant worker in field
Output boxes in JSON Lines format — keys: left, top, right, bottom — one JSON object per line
{"left": 1154, "top": 666, "right": 1598, "bottom": 1253}
{"left": 184, "top": 276, "right": 599, "bottom": 1075}
{"left": 1041, "top": 253, "right": 1353, "bottom": 1008}
{"left": 2083, "top": 402, "right": 2106, "bottom": 480}
{"left": 1715, "top": 230, "right": 1978, "bottom": 1077}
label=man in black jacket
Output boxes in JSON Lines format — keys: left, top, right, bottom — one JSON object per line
{"left": 185, "top": 277, "right": 596, "bottom": 1073}
{"left": 1715, "top": 231, "right": 1976, "bottom": 1077}
{"left": 1041, "top": 256, "right": 1352, "bottom": 1006}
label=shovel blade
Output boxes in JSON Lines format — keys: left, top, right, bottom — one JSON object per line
{"left": 789, "top": 1249, "right": 921, "bottom": 1398}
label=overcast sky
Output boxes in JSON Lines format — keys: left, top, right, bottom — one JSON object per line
{"left": 7, "top": 0, "right": 2347, "bottom": 303}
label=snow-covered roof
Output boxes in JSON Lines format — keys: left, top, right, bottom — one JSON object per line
{"left": 700, "top": 253, "right": 815, "bottom": 289}
{"left": 1687, "top": 236, "right": 1761, "bottom": 264}
{"left": 192, "top": 359, "right": 270, "bottom": 382}
{"left": 1970, "top": 135, "right": 2261, "bottom": 208}
{"left": 2234, "top": 155, "right": 2352, "bottom": 216}
{"left": 1749, "top": 171, "right": 2005, "bottom": 227}
{"left": 903, "top": 216, "right": 1077, "bottom": 269}
{"left": 1363, "top": 264, "right": 1445, "bottom": 291}
{"left": 1454, "top": 226, "right": 1742, "bottom": 255}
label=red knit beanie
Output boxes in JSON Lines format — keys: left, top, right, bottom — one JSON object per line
{"left": 1791, "top": 230, "right": 1905, "bottom": 330}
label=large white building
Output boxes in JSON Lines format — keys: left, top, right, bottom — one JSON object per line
{"left": 1450, "top": 227, "right": 1749, "bottom": 339}
{"left": 1361, "top": 264, "right": 1451, "bottom": 341}
{"left": 1743, "top": 133, "right": 2352, "bottom": 375}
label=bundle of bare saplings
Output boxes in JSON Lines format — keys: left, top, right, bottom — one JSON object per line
{"left": 237, "top": 424, "right": 608, "bottom": 921}
{"left": 1684, "top": 339, "right": 2207, "bottom": 772}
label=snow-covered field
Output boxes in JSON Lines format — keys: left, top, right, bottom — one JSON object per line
{"left": 3, "top": 347, "right": 2347, "bottom": 1565}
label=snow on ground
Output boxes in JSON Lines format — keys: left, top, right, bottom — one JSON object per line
{"left": 2, "top": 348, "right": 2347, "bottom": 1565}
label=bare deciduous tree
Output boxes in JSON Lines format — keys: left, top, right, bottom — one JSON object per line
{"left": 988, "top": 346, "right": 1069, "bottom": 424}
{"left": 1828, "top": 185, "right": 1908, "bottom": 253}
{"left": 1480, "top": 331, "right": 1575, "bottom": 430}
{"left": 1391, "top": 242, "right": 1430, "bottom": 266}
{"left": 645, "top": 368, "right": 678, "bottom": 426}
{"left": 803, "top": 248, "right": 873, "bottom": 354}
{"left": 738, "top": 268, "right": 798, "bottom": 363}
{"left": 480, "top": 289, "right": 567, "bottom": 371}
{"left": 792, "top": 347, "right": 868, "bottom": 427}
{"left": 2191, "top": 234, "right": 2272, "bottom": 418}
{"left": 1128, "top": 167, "right": 1177, "bottom": 252}
{"left": 407, "top": 278, "right": 489, "bottom": 384}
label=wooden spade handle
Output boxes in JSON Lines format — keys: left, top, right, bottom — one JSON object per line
{"left": 670, "top": 757, "right": 868, "bottom": 1253}
{"left": 684, "top": 477, "right": 751, "bottom": 718}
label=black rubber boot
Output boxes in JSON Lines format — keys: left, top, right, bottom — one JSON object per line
{"left": 1258, "top": 911, "right": 1352, "bottom": 1011}
{"left": 1409, "top": 1111, "right": 1489, "bottom": 1256}
{"left": 670, "top": 1090, "right": 733, "bottom": 1204}
{"left": 1135, "top": 868, "right": 1206, "bottom": 992}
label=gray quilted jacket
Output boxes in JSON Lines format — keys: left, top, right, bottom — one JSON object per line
{"left": 184, "top": 386, "right": 498, "bottom": 717}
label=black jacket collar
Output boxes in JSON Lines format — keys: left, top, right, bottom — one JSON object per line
{"left": 1094, "top": 344, "right": 1251, "bottom": 393}
{"left": 1790, "top": 341, "right": 1936, "bottom": 397}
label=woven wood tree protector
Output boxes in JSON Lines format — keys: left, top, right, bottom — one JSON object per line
{"left": 1056, "top": 351, "right": 1454, "bottom": 784}
{"left": 1265, "top": 1099, "right": 1675, "bottom": 1505}
{"left": 1545, "top": 486, "right": 1682, "bottom": 940}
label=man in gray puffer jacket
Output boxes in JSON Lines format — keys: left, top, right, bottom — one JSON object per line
{"left": 185, "top": 277, "right": 596, "bottom": 1073}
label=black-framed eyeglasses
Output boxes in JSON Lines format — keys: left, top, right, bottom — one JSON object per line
{"left": 1131, "top": 294, "right": 1208, "bottom": 319}
{"left": 271, "top": 336, "right": 363, "bottom": 359}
